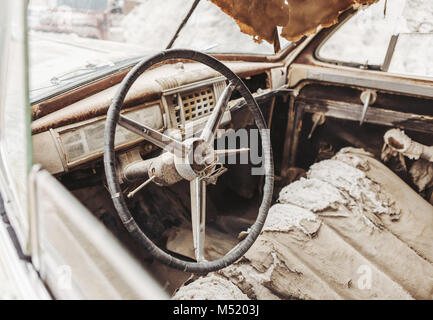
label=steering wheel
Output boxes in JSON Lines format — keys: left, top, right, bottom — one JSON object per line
{"left": 104, "top": 49, "right": 274, "bottom": 273}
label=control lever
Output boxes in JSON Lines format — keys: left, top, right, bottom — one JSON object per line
{"left": 359, "top": 89, "right": 377, "bottom": 126}
{"left": 308, "top": 113, "right": 326, "bottom": 139}
{"left": 127, "top": 175, "right": 156, "bottom": 199}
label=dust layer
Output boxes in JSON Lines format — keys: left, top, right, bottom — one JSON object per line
{"left": 173, "top": 274, "right": 249, "bottom": 300}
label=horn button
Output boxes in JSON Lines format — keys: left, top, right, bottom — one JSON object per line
{"left": 174, "top": 138, "right": 218, "bottom": 181}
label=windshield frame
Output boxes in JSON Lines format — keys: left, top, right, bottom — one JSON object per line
{"left": 314, "top": 10, "right": 382, "bottom": 71}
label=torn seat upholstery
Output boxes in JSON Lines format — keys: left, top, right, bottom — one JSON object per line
{"left": 174, "top": 148, "right": 433, "bottom": 300}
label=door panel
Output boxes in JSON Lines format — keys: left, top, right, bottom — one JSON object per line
{"left": 32, "top": 168, "right": 167, "bottom": 299}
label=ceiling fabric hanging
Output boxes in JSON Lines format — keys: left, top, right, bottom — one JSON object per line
{"left": 209, "top": 0, "right": 379, "bottom": 43}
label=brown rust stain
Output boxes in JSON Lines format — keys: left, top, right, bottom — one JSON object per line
{"left": 210, "top": 0, "right": 378, "bottom": 43}
{"left": 32, "top": 70, "right": 129, "bottom": 121}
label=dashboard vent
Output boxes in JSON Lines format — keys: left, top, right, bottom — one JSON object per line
{"left": 163, "top": 79, "right": 227, "bottom": 128}
{"left": 181, "top": 87, "right": 215, "bottom": 122}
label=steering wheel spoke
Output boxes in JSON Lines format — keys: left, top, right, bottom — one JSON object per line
{"left": 190, "top": 178, "right": 207, "bottom": 262}
{"left": 118, "top": 114, "right": 186, "bottom": 155}
{"left": 200, "top": 82, "right": 236, "bottom": 144}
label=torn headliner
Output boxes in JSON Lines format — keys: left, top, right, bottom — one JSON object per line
{"left": 209, "top": 0, "right": 379, "bottom": 43}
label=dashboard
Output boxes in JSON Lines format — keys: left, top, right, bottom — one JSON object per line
{"left": 33, "top": 77, "right": 232, "bottom": 175}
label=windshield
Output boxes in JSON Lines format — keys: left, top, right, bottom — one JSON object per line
{"left": 28, "top": 0, "right": 290, "bottom": 99}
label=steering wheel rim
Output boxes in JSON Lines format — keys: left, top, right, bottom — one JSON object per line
{"left": 104, "top": 49, "right": 274, "bottom": 273}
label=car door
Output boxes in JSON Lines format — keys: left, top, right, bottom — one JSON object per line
{"left": 0, "top": 0, "right": 167, "bottom": 300}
